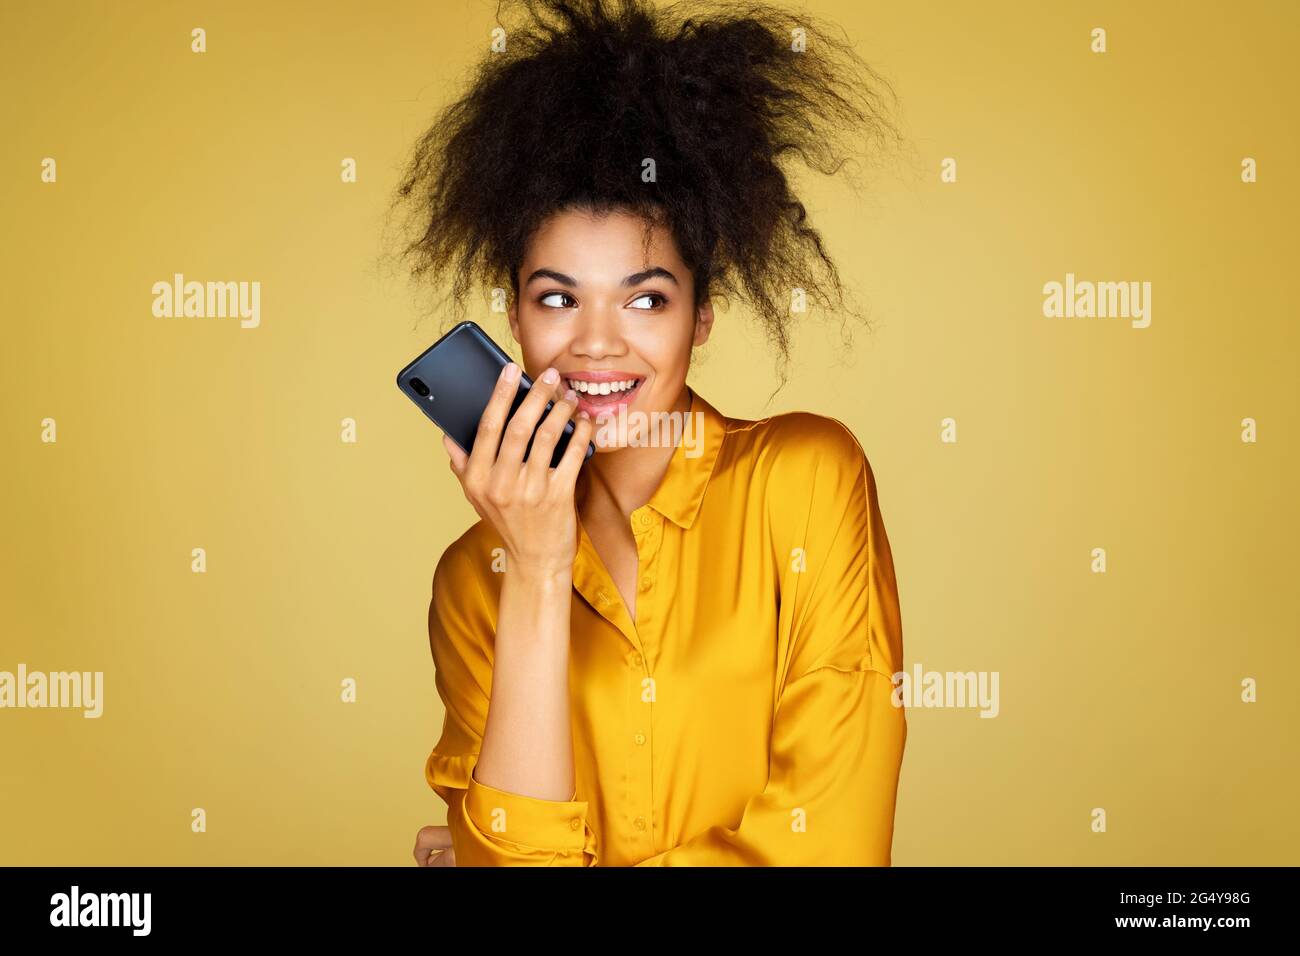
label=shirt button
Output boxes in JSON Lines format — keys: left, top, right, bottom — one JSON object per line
{"left": 638, "top": 513, "right": 653, "bottom": 527}
{"left": 631, "top": 653, "right": 643, "bottom": 667}
{"left": 569, "top": 817, "right": 581, "bottom": 830}
{"left": 639, "top": 576, "right": 653, "bottom": 592}
{"left": 634, "top": 733, "right": 646, "bottom": 745}
{"left": 595, "top": 588, "right": 610, "bottom": 605}
{"left": 634, "top": 817, "right": 647, "bottom": 831}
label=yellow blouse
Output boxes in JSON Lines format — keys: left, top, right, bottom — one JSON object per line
{"left": 424, "top": 388, "right": 907, "bottom": 865}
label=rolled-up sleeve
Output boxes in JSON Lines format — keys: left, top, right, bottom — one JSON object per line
{"left": 425, "top": 543, "right": 599, "bottom": 866}
{"left": 633, "top": 416, "right": 906, "bottom": 866}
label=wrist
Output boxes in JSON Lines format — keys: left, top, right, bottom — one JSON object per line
{"left": 506, "top": 558, "right": 573, "bottom": 589}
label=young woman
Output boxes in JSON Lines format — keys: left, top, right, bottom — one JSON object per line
{"left": 398, "top": 0, "right": 906, "bottom": 866}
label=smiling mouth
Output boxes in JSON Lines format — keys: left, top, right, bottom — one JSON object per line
{"left": 563, "top": 375, "right": 645, "bottom": 415}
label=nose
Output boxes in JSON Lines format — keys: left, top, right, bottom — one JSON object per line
{"left": 568, "top": 305, "right": 628, "bottom": 360}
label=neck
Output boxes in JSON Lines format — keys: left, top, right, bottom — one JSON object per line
{"left": 578, "top": 386, "right": 692, "bottom": 519}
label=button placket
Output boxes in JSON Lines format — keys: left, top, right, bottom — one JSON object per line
{"left": 628, "top": 507, "right": 660, "bottom": 848}
{"left": 626, "top": 637, "right": 654, "bottom": 851}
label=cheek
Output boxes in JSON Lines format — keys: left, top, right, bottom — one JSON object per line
{"left": 644, "top": 322, "right": 695, "bottom": 378}
{"left": 516, "top": 320, "right": 567, "bottom": 366}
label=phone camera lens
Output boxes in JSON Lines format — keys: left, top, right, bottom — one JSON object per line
{"left": 410, "top": 377, "right": 430, "bottom": 397}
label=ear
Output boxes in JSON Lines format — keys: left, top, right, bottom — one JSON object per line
{"left": 692, "top": 298, "right": 715, "bottom": 347}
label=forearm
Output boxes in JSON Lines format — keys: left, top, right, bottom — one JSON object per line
{"left": 472, "top": 563, "right": 576, "bottom": 802}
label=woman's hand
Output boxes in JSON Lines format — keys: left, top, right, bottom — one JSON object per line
{"left": 442, "top": 363, "right": 593, "bottom": 578}
{"left": 413, "top": 825, "right": 456, "bottom": 867}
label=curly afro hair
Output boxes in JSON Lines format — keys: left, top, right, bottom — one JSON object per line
{"left": 390, "top": 0, "right": 901, "bottom": 383}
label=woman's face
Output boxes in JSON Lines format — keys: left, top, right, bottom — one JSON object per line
{"left": 507, "top": 206, "right": 713, "bottom": 451}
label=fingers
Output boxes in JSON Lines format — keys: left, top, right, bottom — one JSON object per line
{"left": 551, "top": 409, "right": 594, "bottom": 486}
{"left": 495, "top": 366, "right": 563, "bottom": 469}
{"left": 413, "top": 825, "right": 453, "bottom": 867}
{"left": 524, "top": 387, "right": 581, "bottom": 483}
{"left": 466, "top": 362, "right": 523, "bottom": 478}
{"left": 414, "top": 824, "right": 452, "bottom": 852}
{"left": 427, "top": 847, "right": 457, "bottom": 867}
{"left": 416, "top": 847, "right": 452, "bottom": 867}
{"left": 442, "top": 433, "right": 468, "bottom": 475}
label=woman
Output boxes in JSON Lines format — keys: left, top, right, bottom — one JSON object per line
{"left": 397, "top": 0, "right": 906, "bottom": 866}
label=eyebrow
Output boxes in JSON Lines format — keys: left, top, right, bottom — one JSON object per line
{"left": 524, "top": 266, "right": 679, "bottom": 288}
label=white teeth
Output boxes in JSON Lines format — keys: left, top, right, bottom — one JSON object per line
{"left": 566, "top": 378, "right": 639, "bottom": 395}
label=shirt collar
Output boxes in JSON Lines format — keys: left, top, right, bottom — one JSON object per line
{"left": 643, "top": 386, "right": 726, "bottom": 530}
{"left": 570, "top": 387, "right": 726, "bottom": 637}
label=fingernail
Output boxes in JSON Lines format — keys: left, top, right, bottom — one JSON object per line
{"left": 503, "top": 363, "right": 520, "bottom": 383}
{"left": 563, "top": 388, "right": 577, "bottom": 403}
{"left": 578, "top": 410, "right": 590, "bottom": 420}
{"left": 541, "top": 367, "right": 559, "bottom": 384}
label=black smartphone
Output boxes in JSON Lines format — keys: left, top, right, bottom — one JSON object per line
{"left": 396, "top": 320, "right": 595, "bottom": 468}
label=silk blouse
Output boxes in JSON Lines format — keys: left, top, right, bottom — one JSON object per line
{"left": 424, "top": 387, "right": 907, "bottom": 865}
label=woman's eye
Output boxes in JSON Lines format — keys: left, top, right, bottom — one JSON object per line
{"left": 629, "top": 293, "right": 666, "bottom": 310}
{"left": 539, "top": 292, "right": 575, "bottom": 308}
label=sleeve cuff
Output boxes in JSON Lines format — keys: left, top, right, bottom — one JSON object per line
{"left": 465, "top": 766, "right": 592, "bottom": 855}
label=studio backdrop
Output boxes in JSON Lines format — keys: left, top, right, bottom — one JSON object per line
{"left": 1, "top": 0, "right": 1296, "bottom": 865}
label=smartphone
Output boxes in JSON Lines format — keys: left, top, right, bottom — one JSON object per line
{"left": 396, "top": 320, "right": 595, "bottom": 468}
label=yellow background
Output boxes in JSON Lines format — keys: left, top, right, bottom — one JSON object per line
{"left": 2, "top": 0, "right": 1296, "bottom": 865}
